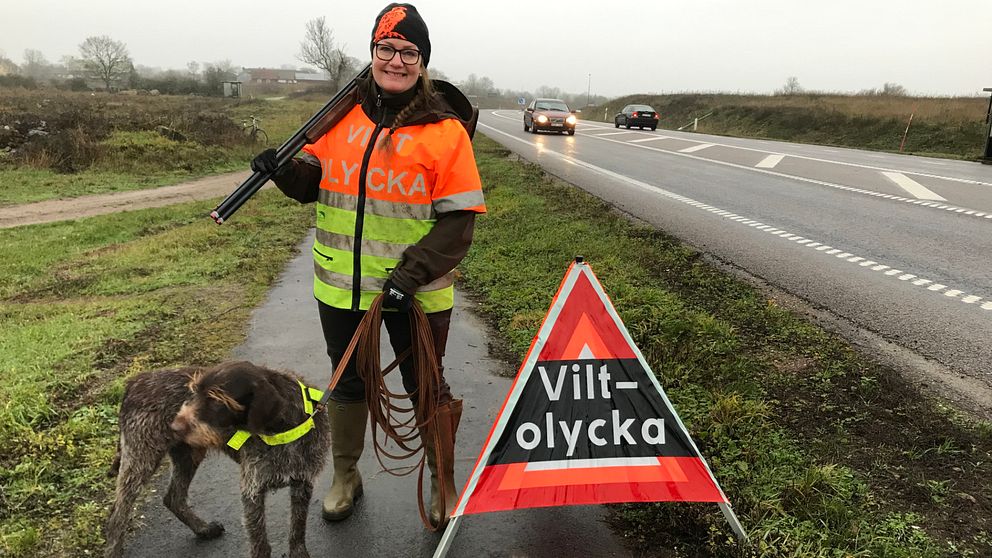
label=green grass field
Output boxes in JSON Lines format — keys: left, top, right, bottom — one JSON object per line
{"left": 0, "top": 89, "right": 989, "bottom": 557}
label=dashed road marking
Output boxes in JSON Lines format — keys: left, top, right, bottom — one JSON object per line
{"left": 563, "top": 120, "right": 991, "bottom": 221}
{"left": 550, "top": 114, "right": 992, "bottom": 188}
{"left": 629, "top": 136, "right": 671, "bottom": 143}
{"left": 679, "top": 143, "right": 716, "bottom": 153}
{"left": 479, "top": 121, "right": 991, "bottom": 315}
{"left": 881, "top": 172, "right": 946, "bottom": 201}
{"left": 755, "top": 154, "right": 785, "bottom": 168}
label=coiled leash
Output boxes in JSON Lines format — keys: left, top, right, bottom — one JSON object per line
{"left": 312, "top": 294, "right": 450, "bottom": 531}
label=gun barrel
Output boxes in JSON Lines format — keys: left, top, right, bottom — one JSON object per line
{"left": 210, "top": 64, "right": 371, "bottom": 224}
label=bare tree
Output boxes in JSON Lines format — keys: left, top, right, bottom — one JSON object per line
{"left": 202, "top": 60, "right": 238, "bottom": 95}
{"left": 79, "top": 35, "right": 132, "bottom": 90}
{"left": 298, "top": 17, "right": 356, "bottom": 90}
{"left": 882, "top": 82, "right": 907, "bottom": 96}
{"left": 461, "top": 74, "right": 496, "bottom": 97}
{"left": 21, "top": 49, "right": 52, "bottom": 81}
{"left": 776, "top": 76, "right": 802, "bottom": 95}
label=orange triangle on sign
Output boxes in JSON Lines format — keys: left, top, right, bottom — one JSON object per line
{"left": 559, "top": 312, "right": 613, "bottom": 360}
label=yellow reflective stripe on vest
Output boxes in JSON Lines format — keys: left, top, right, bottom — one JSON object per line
{"left": 313, "top": 274, "right": 453, "bottom": 313}
{"left": 317, "top": 203, "right": 434, "bottom": 245}
{"left": 226, "top": 382, "right": 324, "bottom": 450}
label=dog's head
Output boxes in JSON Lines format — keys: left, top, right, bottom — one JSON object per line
{"left": 170, "top": 361, "right": 294, "bottom": 447}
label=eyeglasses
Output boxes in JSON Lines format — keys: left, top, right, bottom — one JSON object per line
{"left": 374, "top": 43, "right": 421, "bottom": 65}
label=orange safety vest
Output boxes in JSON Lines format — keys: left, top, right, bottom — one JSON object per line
{"left": 301, "top": 104, "right": 485, "bottom": 312}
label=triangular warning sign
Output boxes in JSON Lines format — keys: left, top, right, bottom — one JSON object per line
{"left": 453, "top": 261, "right": 735, "bottom": 516}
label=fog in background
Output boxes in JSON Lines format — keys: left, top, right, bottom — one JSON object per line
{"left": 4, "top": 0, "right": 989, "bottom": 97}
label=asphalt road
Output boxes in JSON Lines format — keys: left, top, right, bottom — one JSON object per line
{"left": 479, "top": 111, "right": 992, "bottom": 412}
{"left": 122, "top": 231, "right": 641, "bottom": 558}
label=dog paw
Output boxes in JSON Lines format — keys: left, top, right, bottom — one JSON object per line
{"left": 196, "top": 521, "right": 225, "bottom": 540}
{"left": 287, "top": 547, "right": 310, "bottom": 558}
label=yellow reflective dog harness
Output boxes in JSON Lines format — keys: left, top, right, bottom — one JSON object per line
{"left": 227, "top": 381, "right": 324, "bottom": 450}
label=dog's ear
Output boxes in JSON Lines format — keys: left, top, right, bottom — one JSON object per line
{"left": 245, "top": 376, "right": 291, "bottom": 434}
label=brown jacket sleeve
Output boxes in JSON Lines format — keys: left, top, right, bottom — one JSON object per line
{"left": 389, "top": 210, "right": 476, "bottom": 294}
{"left": 271, "top": 159, "right": 321, "bottom": 204}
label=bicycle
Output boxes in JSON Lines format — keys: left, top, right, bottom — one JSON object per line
{"left": 242, "top": 115, "right": 268, "bottom": 144}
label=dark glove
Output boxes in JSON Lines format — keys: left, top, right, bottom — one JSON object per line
{"left": 251, "top": 148, "right": 291, "bottom": 176}
{"left": 382, "top": 278, "right": 414, "bottom": 312}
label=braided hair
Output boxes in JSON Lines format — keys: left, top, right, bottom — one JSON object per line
{"left": 378, "top": 67, "right": 438, "bottom": 155}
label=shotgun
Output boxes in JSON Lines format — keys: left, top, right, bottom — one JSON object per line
{"left": 210, "top": 64, "right": 371, "bottom": 224}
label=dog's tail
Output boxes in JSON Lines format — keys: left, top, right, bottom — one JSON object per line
{"left": 108, "top": 436, "right": 122, "bottom": 477}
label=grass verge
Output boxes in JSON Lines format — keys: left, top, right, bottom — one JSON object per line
{"left": 583, "top": 94, "right": 988, "bottom": 160}
{"left": 0, "top": 190, "right": 312, "bottom": 556}
{"left": 461, "top": 134, "right": 992, "bottom": 557}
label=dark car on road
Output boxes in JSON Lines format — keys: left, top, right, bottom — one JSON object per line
{"left": 614, "top": 104, "right": 659, "bottom": 130}
{"left": 524, "top": 98, "right": 577, "bottom": 135}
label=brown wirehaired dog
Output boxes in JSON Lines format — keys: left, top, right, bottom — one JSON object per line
{"left": 104, "top": 361, "right": 331, "bottom": 558}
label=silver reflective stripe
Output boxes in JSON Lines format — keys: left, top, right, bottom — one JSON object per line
{"left": 315, "top": 229, "right": 408, "bottom": 260}
{"left": 313, "top": 261, "right": 385, "bottom": 291}
{"left": 317, "top": 189, "right": 359, "bottom": 212}
{"left": 367, "top": 196, "right": 432, "bottom": 220}
{"left": 317, "top": 189, "right": 432, "bottom": 221}
{"left": 300, "top": 152, "right": 321, "bottom": 167}
{"left": 433, "top": 190, "right": 486, "bottom": 214}
{"left": 420, "top": 271, "right": 454, "bottom": 292}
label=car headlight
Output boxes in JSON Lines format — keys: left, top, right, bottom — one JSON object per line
{"left": 536, "top": 114, "right": 549, "bottom": 124}
{"left": 565, "top": 115, "right": 577, "bottom": 125}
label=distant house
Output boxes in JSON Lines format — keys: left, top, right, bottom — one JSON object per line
{"left": 237, "top": 68, "right": 330, "bottom": 94}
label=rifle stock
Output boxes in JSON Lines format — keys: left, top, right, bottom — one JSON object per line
{"left": 210, "top": 64, "right": 371, "bottom": 224}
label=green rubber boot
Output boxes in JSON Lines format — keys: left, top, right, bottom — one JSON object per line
{"left": 321, "top": 401, "right": 368, "bottom": 521}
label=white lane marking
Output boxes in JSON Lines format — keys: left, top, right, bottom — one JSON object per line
{"left": 594, "top": 131, "right": 636, "bottom": 136}
{"left": 755, "top": 154, "right": 785, "bottom": 169}
{"left": 492, "top": 110, "right": 992, "bottom": 187}
{"left": 479, "top": 121, "right": 991, "bottom": 314}
{"left": 679, "top": 143, "right": 715, "bottom": 153}
{"left": 490, "top": 113, "right": 992, "bottom": 222}
{"left": 881, "top": 172, "right": 947, "bottom": 201}
{"left": 629, "top": 136, "right": 671, "bottom": 143}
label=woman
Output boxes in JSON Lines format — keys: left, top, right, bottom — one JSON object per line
{"left": 250, "top": 3, "right": 485, "bottom": 529}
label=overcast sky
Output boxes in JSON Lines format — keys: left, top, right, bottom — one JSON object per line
{"left": 4, "top": 0, "right": 990, "bottom": 97}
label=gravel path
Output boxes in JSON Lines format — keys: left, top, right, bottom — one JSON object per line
{"left": 0, "top": 171, "right": 253, "bottom": 228}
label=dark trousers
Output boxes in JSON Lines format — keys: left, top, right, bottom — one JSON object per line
{"left": 317, "top": 301, "right": 452, "bottom": 404}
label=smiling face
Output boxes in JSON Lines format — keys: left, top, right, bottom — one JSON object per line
{"left": 372, "top": 38, "right": 421, "bottom": 94}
